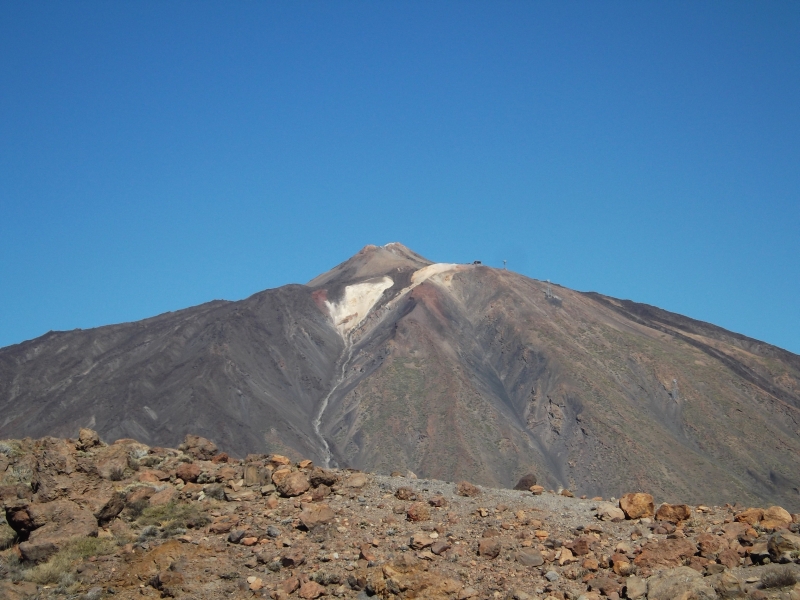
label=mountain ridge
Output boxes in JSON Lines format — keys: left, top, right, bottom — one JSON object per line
{"left": 2, "top": 243, "right": 799, "bottom": 510}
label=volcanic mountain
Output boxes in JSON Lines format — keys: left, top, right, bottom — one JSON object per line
{"left": 1, "top": 243, "right": 799, "bottom": 509}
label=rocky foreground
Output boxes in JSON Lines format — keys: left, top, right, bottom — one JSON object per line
{"left": 2, "top": 432, "right": 800, "bottom": 600}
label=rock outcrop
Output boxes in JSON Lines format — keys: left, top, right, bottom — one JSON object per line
{"left": 1, "top": 430, "right": 800, "bottom": 599}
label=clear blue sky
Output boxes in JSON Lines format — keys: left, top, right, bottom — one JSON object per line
{"left": 2, "top": 2, "right": 799, "bottom": 354}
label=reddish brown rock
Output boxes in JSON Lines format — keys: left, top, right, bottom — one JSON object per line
{"left": 734, "top": 508, "right": 763, "bottom": 526}
{"left": 456, "top": 481, "right": 481, "bottom": 497}
{"left": 517, "top": 548, "right": 544, "bottom": 566}
{"left": 767, "top": 530, "right": 800, "bottom": 562}
{"left": 180, "top": 434, "right": 218, "bottom": 460}
{"left": 126, "top": 485, "right": 157, "bottom": 505}
{"left": 610, "top": 552, "right": 632, "bottom": 575}
{"left": 94, "top": 491, "right": 126, "bottom": 525}
{"left": 619, "top": 492, "right": 654, "bottom": 519}
{"left": 717, "top": 548, "right": 741, "bottom": 569}
{"left": 77, "top": 428, "right": 102, "bottom": 450}
{"left": 478, "top": 537, "right": 501, "bottom": 558}
{"left": 269, "top": 454, "right": 291, "bottom": 468}
{"left": 280, "top": 577, "right": 300, "bottom": 594}
{"left": 149, "top": 486, "right": 177, "bottom": 507}
{"left": 243, "top": 463, "right": 268, "bottom": 487}
{"left": 761, "top": 505, "right": 792, "bottom": 530}
{"left": 656, "top": 503, "right": 692, "bottom": 523}
{"left": 281, "top": 550, "right": 306, "bottom": 568}
{"left": 175, "top": 461, "right": 201, "bottom": 483}
{"left": 211, "top": 452, "right": 230, "bottom": 463}
{"left": 311, "top": 484, "right": 331, "bottom": 502}
{"left": 17, "top": 500, "right": 98, "bottom": 562}
{"left": 271, "top": 468, "right": 292, "bottom": 487}
{"left": 571, "top": 536, "right": 592, "bottom": 556}
{"left": 309, "top": 467, "right": 338, "bottom": 488}
{"left": 529, "top": 485, "right": 544, "bottom": 495}
{"left": 360, "top": 543, "right": 377, "bottom": 561}
{"left": 299, "top": 503, "right": 335, "bottom": 530}
{"left": 588, "top": 575, "right": 622, "bottom": 597}
{"left": 430, "top": 540, "right": 451, "bottom": 555}
{"left": 697, "top": 533, "right": 726, "bottom": 559}
{"left": 428, "top": 495, "right": 447, "bottom": 508}
{"left": 633, "top": 538, "right": 698, "bottom": 569}
{"left": 395, "top": 487, "right": 416, "bottom": 500}
{"left": 208, "top": 514, "right": 240, "bottom": 534}
{"left": 646, "top": 566, "right": 717, "bottom": 600}
{"left": 410, "top": 532, "right": 434, "bottom": 549}
{"left": 298, "top": 580, "right": 326, "bottom": 599}
{"left": 407, "top": 502, "right": 430, "bottom": 522}
{"left": 275, "top": 471, "right": 310, "bottom": 497}
{"left": 344, "top": 472, "right": 368, "bottom": 489}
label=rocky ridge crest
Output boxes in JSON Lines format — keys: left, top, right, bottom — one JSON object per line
{"left": 2, "top": 431, "right": 800, "bottom": 600}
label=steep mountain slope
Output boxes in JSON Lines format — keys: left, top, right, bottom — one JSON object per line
{"left": 1, "top": 243, "right": 799, "bottom": 509}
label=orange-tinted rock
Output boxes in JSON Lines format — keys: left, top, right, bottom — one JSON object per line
{"left": 77, "top": 428, "right": 101, "bottom": 450}
{"left": 734, "top": 508, "right": 763, "bottom": 526}
{"left": 697, "top": 533, "right": 725, "bottom": 559}
{"left": 633, "top": 538, "right": 698, "bottom": 569}
{"left": 271, "top": 468, "right": 292, "bottom": 487}
{"left": 309, "top": 467, "right": 338, "bottom": 488}
{"left": 619, "top": 493, "right": 654, "bottom": 519}
{"left": 275, "top": 471, "right": 310, "bottom": 497}
{"left": 407, "top": 502, "right": 430, "bottom": 522}
{"left": 299, "top": 503, "right": 335, "bottom": 530}
{"left": 181, "top": 434, "right": 218, "bottom": 460}
{"left": 571, "top": 536, "right": 592, "bottom": 556}
{"left": 656, "top": 503, "right": 691, "bottom": 523}
{"left": 149, "top": 487, "right": 177, "bottom": 507}
{"left": 456, "top": 481, "right": 481, "bottom": 497}
{"left": 175, "top": 462, "right": 201, "bottom": 483}
{"left": 208, "top": 514, "right": 240, "bottom": 534}
{"left": 478, "top": 537, "right": 501, "bottom": 558}
{"left": 718, "top": 548, "right": 741, "bottom": 569}
{"left": 18, "top": 500, "right": 98, "bottom": 562}
{"left": 269, "top": 454, "right": 291, "bottom": 468}
{"left": 126, "top": 486, "right": 157, "bottom": 504}
{"left": 298, "top": 581, "right": 326, "bottom": 599}
{"left": 395, "top": 487, "right": 416, "bottom": 500}
{"left": 761, "top": 506, "right": 792, "bottom": 530}
{"left": 211, "top": 452, "right": 230, "bottom": 463}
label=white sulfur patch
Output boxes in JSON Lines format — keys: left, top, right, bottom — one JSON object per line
{"left": 143, "top": 406, "right": 158, "bottom": 421}
{"left": 410, "top": 263, "right": 461, "bottom": 285}
{"left": 325, "top": 276, "right": 394, "bottom": 337}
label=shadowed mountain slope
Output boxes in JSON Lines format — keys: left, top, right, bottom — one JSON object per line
{"left": 2, "top": 243, "right": 799, "bottom": 509}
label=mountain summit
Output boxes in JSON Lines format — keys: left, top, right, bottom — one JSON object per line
{"left": 1, "top": 244, "right": 799, "bottom": 509}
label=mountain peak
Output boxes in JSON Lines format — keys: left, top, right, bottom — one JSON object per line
{"left": 307, "top": 243, "right": 432, "bottom": 287}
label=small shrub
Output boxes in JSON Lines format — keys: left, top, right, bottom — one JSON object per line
{"left": 1, "top": 552, "right": 24, "bottom": 582}
{"left": 129, "top": 447, "right": 149, "bottom": 460}
{"left": 137, "top": 525, "right": 159, "bottom": 542}
{"left": 127, "top": 455, "right": 141, "bottom": 471}
{"left": 139, "top": 456, "right": 161, "bottom": 468}
{"left": 761, "top": 565, "right": 798, "bottom": 589}
{"left": 109, "top": 467, "right": 125, "bottom": 481}
{"left": 134, "top": 501, "right": 208, "bottom": 537}
{"left": 126, "top": 498, "right": 150, "bottom": 519}
{"left": 0, "top": 441, "right": 21, "bottom": 456}
{"left": 204, "top": 484, "right": 226, "bottom": 500}
{"left": 22, "top": 536, "right": 116, "bottom": 585}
